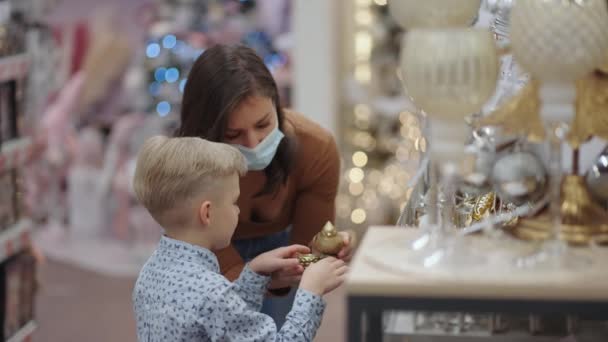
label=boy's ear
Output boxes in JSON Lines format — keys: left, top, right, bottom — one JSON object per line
{"left": 199, "top": 201, "right": 212, "bottom": 226}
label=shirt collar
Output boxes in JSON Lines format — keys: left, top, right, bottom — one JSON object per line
{"left": 157, "top": 235, "right": 220, "bottom": 273}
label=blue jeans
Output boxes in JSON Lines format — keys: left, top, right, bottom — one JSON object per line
{"left": 233, "top": 228, "right": 296, "bottom": 328}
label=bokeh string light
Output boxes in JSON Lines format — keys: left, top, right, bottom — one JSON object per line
{"left": 142, "top": 0, "right": 292, "bottom": 118}
{"left": 337, "top": 0, "right": 422, "bottom": 230}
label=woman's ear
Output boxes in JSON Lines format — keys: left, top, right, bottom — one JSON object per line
{"left": 199, "top": 201, "right": 212, "bottom": 226}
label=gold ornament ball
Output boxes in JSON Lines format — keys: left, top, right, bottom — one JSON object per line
{"left": 312, "top": 222, "right": 345, "bottom": 256}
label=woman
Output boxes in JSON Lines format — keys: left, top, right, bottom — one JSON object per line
{"left": 178, "top": 44, "right": 356, "bottom": 325}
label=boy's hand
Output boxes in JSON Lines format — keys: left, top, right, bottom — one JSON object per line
{"left": 249, "top": 245, "right": 310, "bottom": 276}
{"left": 268, "top": 264, "right": 305, "bottom": 290}
{"left": 300, "top": 257, "right": 348, "bottom": 296}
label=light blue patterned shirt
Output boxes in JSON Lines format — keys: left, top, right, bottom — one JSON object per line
{"left": 133, "top": 236, "right": 326, "bottom": 342}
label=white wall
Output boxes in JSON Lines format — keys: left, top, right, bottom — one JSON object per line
{"left": 292, "top": 0, "right": 341, "bottom": 136}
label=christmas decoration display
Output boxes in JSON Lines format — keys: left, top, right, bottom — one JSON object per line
{"left": 375, "top": 0, "right": 608, "bottom": 337}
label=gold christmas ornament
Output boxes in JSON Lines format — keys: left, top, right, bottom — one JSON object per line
{"left": 454, "top": 192, "right": 520, "bottom": 229}
{"left": 311, "top": 221, "right": 345, "bottom": 256}
{"left": 472, "top": 192, "right": 496, "bottom": 222}
{"left": 297, "top": 254, "right": 323, "bottom": 268}
{"left": 570, "top": 72, "right": 608, "bottom": 147}
{"left": 510, "top": 176, "right": 608, "bottom": 245}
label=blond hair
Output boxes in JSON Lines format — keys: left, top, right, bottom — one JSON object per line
{"left": 133, "top": 136, "right": 246, "bottom": 224}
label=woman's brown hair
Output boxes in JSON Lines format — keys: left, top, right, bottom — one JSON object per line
{"left": 177, "top": 44, "right": 296, "bottom": 196}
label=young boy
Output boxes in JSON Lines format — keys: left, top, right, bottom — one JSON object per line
{"left": 132, "top": 136, "right": 347, "bottom": 342}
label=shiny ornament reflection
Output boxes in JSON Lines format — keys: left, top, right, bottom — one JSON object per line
{"left": 491, "top": 151, "right": 547, "bottom": 205}
{"left": 586, "top": 147, "right": 608, "bottom": 204}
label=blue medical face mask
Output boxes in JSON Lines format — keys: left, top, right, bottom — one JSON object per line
{"left": 232, "top": 123, "right": 285, "bottom": 171}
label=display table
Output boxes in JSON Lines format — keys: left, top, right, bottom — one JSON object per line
{"left": 345, "top": 226, "right": 608, "bottom": 341}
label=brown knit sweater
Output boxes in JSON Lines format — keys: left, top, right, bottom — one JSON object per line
{"left": 216, "top": 110, "right": 340, "bottom": 281}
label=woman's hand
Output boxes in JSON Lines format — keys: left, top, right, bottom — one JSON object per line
{"left": 337, "top": 230, "right": 357, "bottom": 262}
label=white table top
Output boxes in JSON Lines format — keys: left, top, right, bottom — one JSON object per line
{"left": 346, "top": 226, "right": 608, "bottom": 301}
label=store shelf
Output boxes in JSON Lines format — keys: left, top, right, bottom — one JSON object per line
{"left": 0, "top": 137, "right": 38, "bottom": 172}
{"left": 0, "top": 219, "right": 32, "bottom": 264}
{"left": 0, "top": 54, "right": 30, "bottom": 83}
{"left": 384, "top": 311, "right": 608, "bottom": 341}
{"left": 6, "top": 321, "right": 36, "bottom": 342}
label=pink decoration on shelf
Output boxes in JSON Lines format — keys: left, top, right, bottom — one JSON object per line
{"left": 24, "top": 71, "right": 86, "bottom": 223}
{"left": 40, "top": 71, "right": 86, "bottom": 167}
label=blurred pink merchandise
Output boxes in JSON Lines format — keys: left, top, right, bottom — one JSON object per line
{"left": 46, "top": 0, "right": 152, "bottom": 41}
{"left": 25, "top": 72, "right": 86, "bottom": 223}
{"left": 40, "top": 71, "right": 84, "bottom": 168}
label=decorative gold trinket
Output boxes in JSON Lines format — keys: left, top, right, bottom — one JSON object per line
{"left": 311, "top": 221, "right": 344, "bottom": 256}
{"left": 297, "top": 254, "right": 323, "bottom": 268}
{"left": 455, "top": 192, "right": 521, "bottom": 230}
{"left": 472, "top": 192, "right": 496, "bottom": 222}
